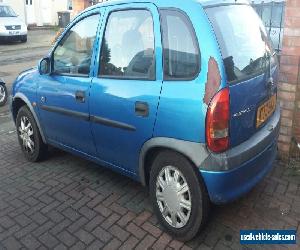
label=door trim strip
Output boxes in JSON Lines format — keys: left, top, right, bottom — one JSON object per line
{"left": 40, "top": 105, "right": 89, "bottom": 121}
{"left": 90, "top": 115, "right": 136, "bottom": 131}
{"left": 40, "top": 105, "right": 136, "bottom": 131}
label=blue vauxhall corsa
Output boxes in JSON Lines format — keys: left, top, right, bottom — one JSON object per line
{"left": 10, "top": 0, "right": 280, "bottom": 240}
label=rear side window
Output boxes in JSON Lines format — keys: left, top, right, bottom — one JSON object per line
{"left": 160, "top": 9, "right": 200, "bottom": 80}
{"left": 99, "top": 9, "right": 155, "bottom": 80}
{"left": 206, "top": 5, "right": 273, "bottom": 84}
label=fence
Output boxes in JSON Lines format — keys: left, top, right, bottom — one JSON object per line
{"left": 251, "top": 0, "right": 286, "bottom": 52}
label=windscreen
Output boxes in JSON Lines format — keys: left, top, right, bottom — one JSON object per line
{"left": 0, "top": 6, "right": 17, "bottom": 17}
{"left": 206, "top": 5, "right": 273, "bottom": 84}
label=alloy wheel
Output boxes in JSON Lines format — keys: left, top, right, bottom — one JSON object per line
{"left": 0, "top": 85, "right": 6, "bottom": 103}
{"left": 18, "top": 116, "right": 35, "bottom": 154}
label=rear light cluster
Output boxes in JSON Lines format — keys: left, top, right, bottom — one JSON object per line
{"left": 206, "top": 88, "right": 230, "bottom": 153}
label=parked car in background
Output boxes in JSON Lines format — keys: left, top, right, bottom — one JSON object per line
{"left": 0, "top": 4, "right": 27, "bottom": 43}
{"left": 0, "top": 78, "right": 7, "bottom": 107}
{"left": 10, "top": 0, "right": 280, "bottom": 241}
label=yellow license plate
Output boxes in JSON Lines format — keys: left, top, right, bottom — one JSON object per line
{"left": 256, "top": 95, "right": 276, "bottom": 128}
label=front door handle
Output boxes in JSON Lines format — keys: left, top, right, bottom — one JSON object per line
{"left": 135, "top": 101, "right": 149, "bottom": 117}
{"left": 75, "top": 91, "right": 85, "bottom": 103}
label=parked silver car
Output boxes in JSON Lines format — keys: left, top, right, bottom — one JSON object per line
{"left": 0, "top": 4, "right": 27, "bottom": 43}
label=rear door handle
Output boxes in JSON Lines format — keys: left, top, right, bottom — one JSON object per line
{"left": 75, "top": 91, "right": 85, "bottom": 103}
{"left": 135, "top": 101, "right": 149, "bottom": 117}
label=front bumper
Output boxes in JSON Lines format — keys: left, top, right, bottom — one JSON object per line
{"left": 200, "top": 105, "right": 280, "bottom": 204}
{"left": 0, "top": 31, "right": 27, "bottom": 41}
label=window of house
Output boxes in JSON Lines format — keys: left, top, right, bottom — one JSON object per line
{"left": 67, "top": 0, "right": 73, "bottom": 10}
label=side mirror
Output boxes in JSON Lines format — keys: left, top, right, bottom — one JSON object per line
{"left": 38, "top": 57, "right": 51, "bottom": 75}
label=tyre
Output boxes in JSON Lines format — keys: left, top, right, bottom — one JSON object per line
{"left": 149, "top": 150, "right": 210, "bottom": 241}
{"left": 16, "top": 106, "right": 47, "bottom": 162}
{"left": 0, "top": 83, "right": 7, "bottom": 107}
{"left": 20, "top": 35, "right": 27, "bottom": 43}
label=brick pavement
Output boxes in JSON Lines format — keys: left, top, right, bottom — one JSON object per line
{"left": 0, "top": 120, "right": 299, "bottom": 249}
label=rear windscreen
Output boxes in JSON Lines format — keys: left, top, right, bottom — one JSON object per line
{"left": 205, "top": 5, "right": 273, "bottom": 84}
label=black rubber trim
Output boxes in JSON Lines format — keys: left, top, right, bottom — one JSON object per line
{"left": 40, "top": 105, "right": 136, "bottom": 131}
{"left": 40, "top": 105, "right": 89, "bottom": 121}
{"left": 90, "top": 115, "right": 136, "bottom": 131}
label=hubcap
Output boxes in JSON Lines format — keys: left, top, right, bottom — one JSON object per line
{"left": 156, "top": 166, "right": 192, "bottom": 228}
{"left": 18, "top": 116, "right": 35, "bottom": 153}
{"left": 0, "top": 85, "right": 6, "bottom": 103}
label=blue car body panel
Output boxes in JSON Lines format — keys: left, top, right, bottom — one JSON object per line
{"left": 153, "top": 2, "right": 227, "bottom": 143}
{"left": 229, "top": 65, "right": 279, "bottom": 147}
{"left": 10, "top": 0, "right": 280, "bottom": 204}
{"left": 89, "top": 3, "right": 163, "bottom": 174}
{"left": 201, "top": 138, "right": 277, "bottom": 204}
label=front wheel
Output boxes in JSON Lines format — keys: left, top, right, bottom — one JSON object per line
{"left": 149, "top": 150, "right": 210, "bottom": 241}
{"left": 16, "top": 106, "right": 47, "bottom": 162}
{"left": 0, "top": 83, "right": 7, "bottom": 107}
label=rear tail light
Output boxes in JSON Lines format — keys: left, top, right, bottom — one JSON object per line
{"left": 206, "top": 88, "right": 230, "bottom": 153}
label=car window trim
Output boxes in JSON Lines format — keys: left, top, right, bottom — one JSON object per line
{"left": 98, "top": 7, "right": 157, "bottom": 81}
{"left": 159, "top": 7, "right": 201, "bottom": 82}
{"left": 50, "top": 72, "right": 90, "bottom": 78}
{"left": 51, "top": 12, "right": 101, "bottom": 78}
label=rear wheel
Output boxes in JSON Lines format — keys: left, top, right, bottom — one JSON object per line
{"left": 0, "top": 83, "right": 7, "bottom": 107}
{"left": 16, "top": 106, "right": 47, "bottom": 162}
{"left": 149, "top": 150, "right": 210, "bottom": 241}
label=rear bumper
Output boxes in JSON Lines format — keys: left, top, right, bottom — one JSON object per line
{"left": 200, "top": 105, "right": 280, "bottom": 204}
{"left": 201, "top": 139, "right": 277, "bottom": 204}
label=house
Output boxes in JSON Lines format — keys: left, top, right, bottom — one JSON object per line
{"left": 0, "top": 0, "right": 107, "bottom": 27}
{"left": 72, "top": 0, "right": 107, "bottom": 16}
{"left": 0, "top": 0, "right": 72, "bottom": 26}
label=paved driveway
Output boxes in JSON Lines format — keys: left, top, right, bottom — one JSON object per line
{"left": 0, "top": 117, "right": 299, "bottom": 250}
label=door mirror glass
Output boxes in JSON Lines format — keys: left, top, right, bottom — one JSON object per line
{"left": 38, "top": 57, "right": 51, "bottom": 75}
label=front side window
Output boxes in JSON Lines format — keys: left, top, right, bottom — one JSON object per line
{"left": 160, "top": 9, "right": 200, "bottom": 80}
{"left": 99, "top": 9, "right": 155, "bottom": 80}
{"left": 53, "top": 14, "right": 100, "bottom": 76}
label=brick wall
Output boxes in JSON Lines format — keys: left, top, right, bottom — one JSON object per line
{"left": 72, "top": 0, "right": 106, "bottom": 15}
{"left": 278, "top": 0, "right": 300, "bottom": 159}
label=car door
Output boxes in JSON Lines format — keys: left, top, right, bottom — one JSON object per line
{"left": 37, "top": 10, "right": 102, "bottom": 156}
{"left": 90, "top": 3, "right": 163, "bottom": 174}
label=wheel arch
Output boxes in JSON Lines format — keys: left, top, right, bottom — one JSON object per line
{"left": 139, "top": 137, "right": 209, "bottom": 186}
{"left": 12, "top": 93, "right": 46, "bottom": 144}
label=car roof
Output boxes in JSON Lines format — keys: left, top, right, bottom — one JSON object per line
{"left": 86, "top": 0, "right": 250, "bottom": 11}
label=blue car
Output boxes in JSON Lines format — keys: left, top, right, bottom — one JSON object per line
{"left": 10, "top": 0, "right": 280, "bottom": 240}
